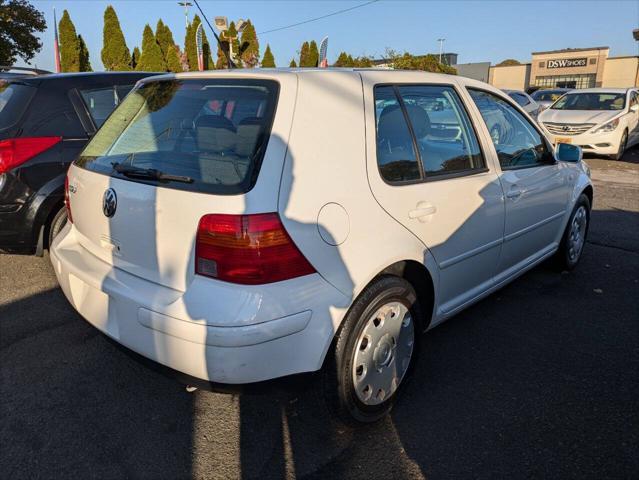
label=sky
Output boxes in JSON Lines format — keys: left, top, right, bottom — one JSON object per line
{"left": 16, "top": 0, "right": 639, "bottom": 72}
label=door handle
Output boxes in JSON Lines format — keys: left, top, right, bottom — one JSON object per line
{"left": 506, "top": 188, "right": 522, "bottom": 199}
{"left": 409, "top": 204, "right": 437, "bottom": 219}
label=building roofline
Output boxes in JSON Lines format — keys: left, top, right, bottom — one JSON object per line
{"left": 532, "top": 46, "right": 609, "bottom": 55}
{"left": 608, "top": 55, "right": 639, "bottom": 60}
{"left": 491, "top": 63, "right": 531, "bottom": 68}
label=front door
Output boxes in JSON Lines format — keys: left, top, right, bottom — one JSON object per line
{"left": 467, "top": 89, "right": 572, "bottom": 279}
{"left": 366, "top": 83, "right": 504, "bottom": 315}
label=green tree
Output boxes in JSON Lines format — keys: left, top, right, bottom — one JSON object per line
{"left": 155, "top": 19, "right": 174, "bottom": 59}
{"left": 261, "top": 44, "right": 275, "bottom": 68}
{"left": 388, "top": 51, "right": 456, "bottom": 74}
{"left": 0, "top": 0, "right": 46, "bottom": 65}
{"left": 130, "top": 46, "right": 140, "bottom": 69}
{"left": 58, "top": 10, "right": 80, "bottom": 72}
{"left": 240, "top": 19, "right": 259, "bottom": 68}
{"left": 299, "top": 41, "right": 310, "bottom": 67}
{"left": 166, "top": 44, "right": 183, "bottom": 72}
{"left": 78, "top": 34, "right": 92, "bottom": 72}
{"left": 353, "top": 56, "right": 372, "bottom": 68}
{"left": 289, "top": 58, "right": 297, "bottom": 68}
{"left": 136, "top": 24, "right": 166, "bottom": 71}
{"left": 333, "top": 51, "right": 352, "bottom": 67}
{"left": 101, "top": 5, "right": 131, "bottom": 70}
{"left": 308, "top": 40, "right": 319, "bottom": 67}
{"left": 226, "top": 21, "right": 240, "bottom": 65}
{"left": 497, "top": 58, "right": 521, "bottom": 67}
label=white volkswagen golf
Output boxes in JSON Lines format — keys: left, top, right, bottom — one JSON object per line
{"left": 51, "top": 70, "right": 593, "bottom": 423}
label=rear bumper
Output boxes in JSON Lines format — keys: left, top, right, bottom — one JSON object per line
{"left": 50, "top": 224, "right": 350, "bottom": 384}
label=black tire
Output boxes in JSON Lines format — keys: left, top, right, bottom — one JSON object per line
{"left": 554, "top": 193, "right": 591, "bottom": 271}
{"left": 323, "top": 276, "right": 423, "bottom": 424}
{"left": 48, "top": 207, "right": 68, "bottom": 249}
{"left": 612, "top": 130, "right": 628, "bottom": 161}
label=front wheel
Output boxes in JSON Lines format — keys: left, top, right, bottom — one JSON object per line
{"left": 554, "top": 193, "right": 591, "bottom": 270}
{"left": 48, "top": 207, "right": 68, "bottom": 249}
{"left": 612, "top": 130, "right": 628, "bottom": 161}
{"left": 323, "top": 276, "right": 422, "bottom": 424}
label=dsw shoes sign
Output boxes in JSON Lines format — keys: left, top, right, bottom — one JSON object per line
{"left": 547, "top": 58, "right": 588, "bottom": 69}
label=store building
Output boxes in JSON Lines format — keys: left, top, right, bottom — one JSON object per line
{"left": 456, "top": 46, "right": 638, "bottom": 90}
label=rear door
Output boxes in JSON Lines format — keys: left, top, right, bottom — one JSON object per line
{"left": 467, "top": 88, "right": 572, "bottom": 278}
{"left": 67, "top": 74, "right": 297, "bottom": 292}
{"left": 365, "top": 79, "right": 505, "bottom": 314}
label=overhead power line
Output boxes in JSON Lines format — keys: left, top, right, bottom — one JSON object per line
{"left": 257, "top": 0, "right": 380, "bottom": 35}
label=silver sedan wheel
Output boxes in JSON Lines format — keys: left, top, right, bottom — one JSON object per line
{"left": 352, "top": 301, "right": 415, "bottom": 405}
{"left": 568, "top": 206, "right": 587, "bottom": 262}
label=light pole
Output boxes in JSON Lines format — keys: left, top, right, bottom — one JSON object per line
{"left": 214, "top": 17, "right": 246, "bottom": 68}
{"left": 437, "top": 38, "right": 446, "bottom": 64}
{"left": 178, "top": 2, "right": 193, "bottom": 30}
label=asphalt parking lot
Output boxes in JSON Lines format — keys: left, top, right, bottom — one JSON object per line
{"left": 1, "top": 148, "right": 638, "bottom": 479}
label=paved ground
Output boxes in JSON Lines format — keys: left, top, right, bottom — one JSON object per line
{"left": 1, "top": 148, "right": 638, "bottom": 479}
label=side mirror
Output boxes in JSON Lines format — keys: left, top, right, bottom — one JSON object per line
{"left": 555, "top": 143, "right": 582, "bottom": 163}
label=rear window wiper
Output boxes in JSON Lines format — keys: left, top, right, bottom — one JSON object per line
{"left": 112, "top": 162, "right": 194, "bottom": 184}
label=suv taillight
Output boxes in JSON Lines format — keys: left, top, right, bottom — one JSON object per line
{"left": 195, "top": 213, "right": 316, "bottom": 285}
{"left": 64, "top": 174, "right": 73, "bottom": 224}
{"left": 0, "top": 137, "right": 62, "bottom": 174}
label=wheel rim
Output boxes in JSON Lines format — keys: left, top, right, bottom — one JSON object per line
{"left": 568, "top": 206, "right": 587, "bottom": 262}
{"left": 352, "top": 301, "right": 415, "bottom": 406}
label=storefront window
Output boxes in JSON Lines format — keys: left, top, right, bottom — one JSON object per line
{"left": 534, "top": 74, "right": 596, "bottom": 89}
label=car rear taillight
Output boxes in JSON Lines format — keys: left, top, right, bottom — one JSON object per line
{"left": 64, "top": 174, "right": 73, "bottom": 224}
{"left": 0, "top": 137, "right": 62, "bottom": 174}
{"left": 195, "top": 213, "right": 316, "bottom": 285}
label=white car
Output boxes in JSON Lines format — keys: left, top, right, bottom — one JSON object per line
{"left": 538, "top": 88, "right": 639, "bottom": 160}
{"left": 503, "top": 89, "right": 541, "bottom": 119}
{"left": 51, "top": 70, "right": 593, "bottom": 423}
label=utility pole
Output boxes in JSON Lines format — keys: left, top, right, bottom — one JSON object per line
{"left": 178, "top": 1, "right": 193, "bottom": 30}
{"left": 437, "top": 38, "right": 446, "bottom": 64}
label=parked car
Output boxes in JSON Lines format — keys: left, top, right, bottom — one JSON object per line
{"left": 531, "top": 88, "right": 572, "bottom": 111}
{"left": 51, "top": 70, "right": 593, "bottom": 423}
{"left": 538, "top": 88, "right": 639, "bottom": 160}
{"left": 0, "top": 71, "right": 157, "bottom": 254}
{"left": 503, "top": 89, "right": 541, "bottom": 119}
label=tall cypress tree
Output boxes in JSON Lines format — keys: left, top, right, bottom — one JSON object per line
{"left": 299, "top": 41, "right": 310, "bottom": 67}
{"left": 239, "top": 19, "right": 259, "bottom": 68}
{"left": 101, "top": 5, "right": 131, "bottom": 70}
{"left": 136, "top": 24, "right": 166, "bottom": 72}
{"left": 78, "top": 35, "right": 92, "bottom": 72}
{"left": 166, "top": 45, "right": 183, "bottom": 72}
{"left": 58, "top": 10, "right": 80, "bottom": 72}
{"left": 131, "top": 46, "right": 140, "bottom": 69}
{"left": 309, "top": 40, "right": 319, "bottom": 67}
{"left": 289, "top": 58, "right": 297, "bottom": 68}
{"left": 226, "top": 21, "right": 240, "bottom": 66}
{"left": 155, "top": 19, "right": 173, "bottom": 59}
{"left": 261, "top": 44, "right": 275, "bottom": 68}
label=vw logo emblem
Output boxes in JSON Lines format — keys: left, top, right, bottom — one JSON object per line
{"left": 102, "top": 188, "right": 117, "bottom": 218}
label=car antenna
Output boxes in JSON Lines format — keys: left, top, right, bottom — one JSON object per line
{"left": 192, "top": 0, "right": 236, "bottom": 69}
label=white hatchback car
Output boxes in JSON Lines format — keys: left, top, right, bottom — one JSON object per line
{"left": 538, "top": 88, "right": 639, "bottom": 160}
{"left": 51, "top": 70, "right": 593, "bottom": 423}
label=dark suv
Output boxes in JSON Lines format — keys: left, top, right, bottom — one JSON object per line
{"left": 0, "top": 72, "right": 157, "bottom": 254}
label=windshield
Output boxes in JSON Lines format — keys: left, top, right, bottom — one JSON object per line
{"left": 76, "top": 78, "right": 279, "bottom": 195}
{"left": 532, "top": 90, "right": 566, "bottom": 102}
{"left": 551, "top": 92, "right": 626, "bottom": 111}
{"left": 0, "top": 81, "right": 36, "bottom": 132}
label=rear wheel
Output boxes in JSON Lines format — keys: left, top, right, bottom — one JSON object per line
{"left": 323, "top": 276, "right": 422, "bottom": 424}
{"left": 48, "top": 207, "right": 68, "bottom": 249}
{"left": 554, "top": 193, "right": 590, "bottom": 270}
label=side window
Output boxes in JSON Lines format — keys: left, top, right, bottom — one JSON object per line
{"left": 511, "top": 93, "right": 530, "bottom": 107}
{"left": 468, "top": 89, "right": 552, "bottom": 169}
{"left": 397, "top": 85, "right": 485, "bottom": 175}
{"left": 374, "top": 86, "right": 421, "bottom": 182}
{"left": 115, "top": 84, "right": 135, "bottom": 102}
{"left": 80, "top": 86, "right": 119, "bottom": 128}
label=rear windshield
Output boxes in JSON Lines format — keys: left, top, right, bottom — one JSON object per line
{"left": 0, "top": 81, "right": 36, "bottom": 131}
{"left": 76, "top": 78, "right": 279, "bottom": 194}
{"left": 551, "top": 92, "right": 626, "bottom": 111}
